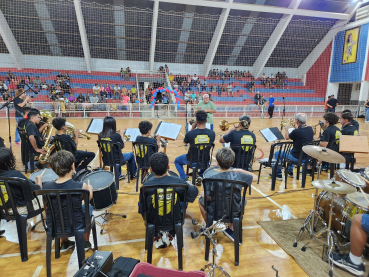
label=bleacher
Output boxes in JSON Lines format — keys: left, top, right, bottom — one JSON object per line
{"left": 0, "top": 68, "right": 325, "bottom": 105}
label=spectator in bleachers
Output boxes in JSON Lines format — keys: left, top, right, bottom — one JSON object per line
{"left": 120, "top": 68, "right": 125, "bottom": 79}
{"left": 159, "top": 66, "right": 164, "bottom": 73}
{"left": 201, "top": 79, "right": 207, "bottom": 92}
{"left": 105, "top": 84, "right": 112, "bottom": 98}
{"left": 270, "top": 74, "right": 274, "bottom": 86}
{"left": 124, "top": 67, "right": 131, "bottom": 81}
{"left": 261, "top": 73, "right": 266, "bottom": 82}
{"left": 92, "top": 84, "right": 99, "bottom": 94}
{"left": 7, "top": 71, "right": 14, "bottom": 82}
{"left": 216, "top": 84, "right": 221, "bottom": 96}
{"left": 50, "top": 92, "right": 58, "bottom": 102}
{"left": 8, "top": 81, "right": 17, "bottom": 97}
{"left": 281, "top": 71, "right": 286, "bottom": 78}
{"left": 224, "top": 68, "right": 229, "bottom": 79}
{"left": 18, "top": 77, "right": 26, "bottom": 89}
{"left": 61, "top": 81, "right": 71, "bottom": 95}
{"left": 282, "top": 76, "right": 288, "bottom": 89}
{"left": 49, "top": 84, "right": 55, "bottom": 94}
{"left": 211, "top": 85, "right": 216, "bottom": 94}
{"left": 247, "top": 71, "right": 252, "bottom": 78}
{"left": 98, "top": 94, "right": 107, "bottom": 109}
{"left": 34, "top": 76, "right": 42, "bottom": 92}
{"left": 60, "top": 98, "right": 67, "bottom": 118}
{"left": 122, "top": 85, "right": 128, "bottom": 96}
{"left": 165, "top": 64, "right": 169, "bottom": 73}
{"left": 26, "top": 76, "right": 32, "bottom": 88}
{"left": 227, "top": 83, "right": 233, "bottom": 97}
{"left": 99, "top": 84, "right": 104, "bottom": 96}
{"left": 197, "top": 91, "right": 203, "bottom": 102}
{"left": 77, "top": 93, "right": 85, "bottom": 104}
{"left": 229, "top": 71, "right": 234, "bottom": 79}
{"left": 55, "top": 84, "right": 62, "bottom": 95}
{"left": 168, "top": 72, "right": 174, "bottom": 83}
{"left": 254, "top": 91, "right": 261, "bottom": 105}
{"left": 190, "top": 92, "right": 196, "bottom": 104}
{"left": 68, "top": 94, "right": 76, "bottom": 104}
{"left": 121, "top": 93, "right": 130, "bottom": 109}
{"left": 130, "top": 94, "right": 137, "bottom": 104}
{"left": 144, "top": 88, "right": 151, "bottom": 104}
{"left": 0, "top": 81, "right": 7, "bottom": 96}
{"left": 113, "top": 84, "right": 120, "bottom": 99}
{"left": 65, "top": 73, "right": 70, "bottom": 83}
{"left": 41, "top": 82, "right": 49, "bottom": 93}
{"left": 2, "top": 91, "right": 9, "bottom": 101}
{"left": 131, "top": 85, "right": 137, "bottom": 99}
{"left": 57, "top": 71, "right": 64, "bottom": 82}
{"left": 82, "top": 100, "right": 92, "bottom": 117}
{"left": 85, "top": 94, "right": 91, "bottom": 103}
{"left": 208, "top": 70, "right": 213, "bottom": 78}
{"left": 265, "top": 77, "right": 271, "bottom": 88}
{"left": 90, "top": 93, "right": 99, "bottom": 110}
{"left": 217, "top": 70, "right": 223, "bottom": 80}
{"left": 276, "top": 72, "right": 282, "bottom": 79}
{"left": 276, "top": 76, "right": 281, "bottom": 89}
{"left": 173, "top": 81, "right": 178, "bottom": 91}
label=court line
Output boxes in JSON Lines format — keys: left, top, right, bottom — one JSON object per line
{"left": 250, "top": 185, "right": 297, "bottom": 219}
{"left": 32, "top": 265, "right": 43, "bottom": 277}
{"left": 242, "top": 225, "right": 261, "bottom": 230}
{"left": 89, "top": 150, "right": 100, "bottom": 168}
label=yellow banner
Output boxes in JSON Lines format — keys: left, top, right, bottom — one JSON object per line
{"left": 342, "top": 27, "right": 360, "bottom": 65}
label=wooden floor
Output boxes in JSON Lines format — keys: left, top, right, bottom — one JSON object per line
{"left": 0, "top": 116, "right": 368, "bottom": 277}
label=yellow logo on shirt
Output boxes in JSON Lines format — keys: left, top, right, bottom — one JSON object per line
{"left": 354, "top": 130, "right": 359, "bottom": 136}
{"left": 195, "top": 135, "right": 210, "bottom": 150}
{"left": 241, "top": 135, "right": 254, "bottom": 151}
{"left": 335, "top": 130, "right": 342, "bottom": 144}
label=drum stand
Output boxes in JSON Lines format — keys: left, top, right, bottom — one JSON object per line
{"left": 293, "top": 160, "right": 324, "bottom": 247}
{"left": 94, "top": 209, "right": 126, "bottom": 234}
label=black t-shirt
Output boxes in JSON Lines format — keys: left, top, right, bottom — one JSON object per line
{"left": 351, "top": 119, "right": 359, "bottom": 130}
{"left": 77, "top": 96, "right": 85, "bottom": 103}
{"left": 327, "top": 98, "right": 338, "bottom": 107}
{"left": 17, "top": 118, "right": 28, "bottom": 129}
{"left": 54, "top": 134, "right": 77, "bottom": 153}
{"left": 204, "top": 171, "right": 253, "bottom": 219}
{"left": 135, "top": 136, "right": 158, "bottom": 158}
{"left": 184, "top": 128, "right": 215, "bottom": 163}
{"left": 254, "top": 94, "right": 261, "bottom": 101}
{"left": 26, "top": 121, "right": 44, "bottom": 151}
{"left": 222, "top": 129, "right": 256, "bottom": 165}
{"left": 321, "top": 125, "right": 341, "bottom": 149}
{"left": 43, "top": 179, "right": 85, "bottom": 233}
{"left": 14, "top": 97, "right": 24, "bottom": 117}
{"left": 138, "top": 175, "right": 198, "bottom": 227}
{"left": 99, "top": 133, "right": 124, "bottom": 163}
{"left": 341, "top": 124, "right": 359, "bottom": 136}
{"left": 289, "top": 126, "right": 314, "bottom": 159}
{"left": 0, "top": 170, "right": 40, "bottom": 207}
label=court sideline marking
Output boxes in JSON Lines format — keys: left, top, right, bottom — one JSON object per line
{"left": 32, "top": 265, "right": 43, "bottom": 277}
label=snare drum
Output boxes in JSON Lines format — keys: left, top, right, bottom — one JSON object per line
{"left": 335, "top": 169, "right": 365, "bottom": 190}
{"left": 29, "top": 168, "right": 58, "bottom": 183}
{"left": 82, "top": 171, "right": 117, "bottom": 210}
{"left": 143, "top": 170, "right": 178, "bottom": 183}
{"left": 343, "top": 192, "right": 369, "bottom": 220}
{"left": 203, "top": 166, "right": 234, "bottom": 178}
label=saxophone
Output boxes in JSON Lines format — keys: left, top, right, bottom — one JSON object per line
{"left": 38, "top": 125, "right": 55, "bottom": 164}
{"left": 65, "top": 122, "right": 91, "bottom": 140}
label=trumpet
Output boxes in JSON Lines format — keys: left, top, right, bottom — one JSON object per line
{"left": 150, "top": 135, "right": 168, "bottom": 148}
{"left": 123, "top": 134, "right": 131, "bottom": 141}
{"left": 65, "top": 122, "right": 91, "bottom": 140}
{"left": 280, "top": 118, "right": 295, "bottom": 129}
{"left": 219, "top": 120, "right": 248, "bottom": 132}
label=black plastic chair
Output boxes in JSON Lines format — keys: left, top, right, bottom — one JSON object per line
{"left": 140, "top": 184, "right": 188, "bottom": 270}
{"left": 287, "top": 140, "right": 320, "bottom": 188}
{"left": 33, "top": 189, "right": 98, "bottom": 277}
{"left": 97, "top": 140, "right": 130, "bottom": 190}
{"left": 0, "top": 177, "right": 44, "bottom": 262}
{"left": 186, "top": 143, "right": 215, "bottom": 186}
{"left": 256, "top": 141, "right": 293, "bottom": 191}
{"left": 202, "top": 178, "right": 249, "bottom": 266}
{"left": 132, "top": 142, "right": 158, "bottom": 192}
{"left": 230, "top": 143, "right": 256, "bottom": 195}
{"left": 18, "top": 126, "right": 35, "bottom": 174}
{"left": 54, "top": 136, "right": 89, "bottom": 171}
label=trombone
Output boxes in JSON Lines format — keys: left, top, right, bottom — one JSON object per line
{"left": 219, "top": 120, "right": 248, "bottom": 132}
{"left": 280, "top": 118, "right": 295, "bottom": 129}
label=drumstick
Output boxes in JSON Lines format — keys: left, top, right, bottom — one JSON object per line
{"left": 358, "top": 174, "right": 369, "bottom": 185}
{"left": 40, "top": 168, "right": 47, "bottom": 177}
{"left": 359, "top": 187, "right": 369, "bottom": 207}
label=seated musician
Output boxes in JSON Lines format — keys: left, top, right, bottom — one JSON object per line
{"left": 198, "top": 147, "right": 257, "bottom": 242}
{"left": 25, "top": 109, "right": 47, "bottom": 155}
{"left": 174, "top": 110, "right": 215, "bottom": 180}
{"left": 275, "top": 113, "right": 314, "bottom": 180}
{"left": 135, "top": 120, "right": 161, "bottom": 164}
{"left": 342, "top": 109, "right": 359, "bottom": 131}
{"left": 340, "top": 112, "right": 359, "bottom": 136}
{"left": 138, "top": 152, "right": 198, "bottom": 248}
{"left": 52, "top": 118, "right": 95, "bottom": 171}
{"left": 330, "top": 213, "right": 366, "bottom": 275}
{"left": 99, "top": 116, "right": 137, "bottom": 178}
{"left": 219, "top": 115, "right": 256, "bottom": 171}
{"left": 43, "top": 150, "right": 94, "bottom": 251}
{"left": 17, "top": 106, "right": 31, "bottom": 130}
{"left": 0, "top": 147, "right": 43, "bottom": 211}
{"left": 316, "top": 112, "right": 341, "bottom": 171}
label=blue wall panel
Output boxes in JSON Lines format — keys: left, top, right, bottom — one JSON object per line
{"left": 330, "top": 23, "right": 368, "bottom": 83}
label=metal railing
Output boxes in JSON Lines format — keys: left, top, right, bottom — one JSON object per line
{"left": 0, "top": 102, "right": 364, "bottom": 119}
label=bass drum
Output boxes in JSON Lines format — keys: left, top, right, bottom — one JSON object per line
{"left": 82, "top": 171, "right": 117, "bottom": 211}
{"left": 30, "top": 168, "right": 59, "bottom": 183}
{"left": 316, "top": 191, "right": 348, "bottom": 238}
{"left": 143, "top": 170, "right": 179, "bottom": 183}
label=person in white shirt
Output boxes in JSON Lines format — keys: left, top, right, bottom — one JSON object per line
{"left": 261, "top": 73, "right": 266, "bottom": 80}
{"left": 113, "top": 84, "right": 120, "bottom": 99}
{"left": 184, "top": 91, "right": 190, "bottom": 102}
{"left": 227, "top": 84, "right": 233, "bottom": 97}
{"left": 192, "top": 74, "right": 198, "bottom": 81}
{"left": 92, "top": 84, "right": 99, "bottom": 94}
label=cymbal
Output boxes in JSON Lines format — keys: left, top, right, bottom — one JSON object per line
{"left": 312, "top": 179, "right": 356, "bottom": 194}
{"left": 302, "top": 145, "right": 345, "bottom": 163}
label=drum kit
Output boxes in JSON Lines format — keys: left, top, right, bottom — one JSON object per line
{"left": 293, "top": 146, "right": 369, "bottom": 276}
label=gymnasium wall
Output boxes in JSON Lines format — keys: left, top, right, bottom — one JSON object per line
{"left": 330, "top": 23, "right": 369, "bottom": 83}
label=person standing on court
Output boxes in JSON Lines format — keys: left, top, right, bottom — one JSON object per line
{"left": 267, "top": 94, "right": 277, "bottom": 119}
{"left": 14, "top": 89, "right": 31, "bottom": 146}
{"left": 327, "top": 94, "right": 338, "bottom": 113}
{"left": 195, "top": 94, "right": 216, "bottom": 130}
{"left": 324, "top": 95, "right": 331, "bottom": 114}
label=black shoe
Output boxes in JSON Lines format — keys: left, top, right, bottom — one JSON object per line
{"left": 60, "top": 240, "right": 75, "bottom": 252}
{"left": 84, "top": 240, "right": 92, "bottom": 251}
{"left": 0, "top": 230, "right": 5, "bottom": 236}
{"left": 130, "top": 173, "right": 137, "bottom": 179}
{"left": 329, "top": 252, "right": 364, "bottom": 276}
{"left": 269, "top": 173, "right": 282, "bottom": 180}
{"left": 119, "top": 174, "right": 127, "bottom": 180}
{"left": 306, "top": 169, "right": 312, "bottom": 176}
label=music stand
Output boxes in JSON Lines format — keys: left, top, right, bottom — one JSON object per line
{"left": 154, "top": 121, "right": 182, "bottom": 153}
{"left": 259, "top": 127, "right": 284, "bottom": 143}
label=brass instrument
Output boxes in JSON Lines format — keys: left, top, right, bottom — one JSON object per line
{"left": 65, "top": 122, "right": 91, "bottom": 140}
{"left": 37, "top": 110, "right": 55, "bottom": 136}
{"left": 280, "top": 118, "right": 295, "bottom": 129}
{"left": 123, "top": 134, "right": 131, "bottom": 141}
{"left": 38, "top": 126, "right": 55, "bottom": 164}
{"left": 150, "top": 135, "right": 168, "bottom": 148}
{"left": 219, "top": 120, "right": 248, "bottom": 132}
{"left": 189, "top": 118, "right": 196, "bottom": 125}
{"left": 313, "top": 121, "right": 327, "bottom": 135}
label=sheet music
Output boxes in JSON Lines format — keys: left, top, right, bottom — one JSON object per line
{"left": 155, "top": 121, "right": 182, "bottom": 140}
{"left": 87, "top": 119, "right": 104, "bottom": 134}
{"left": 260, "top": 128, "right": 278, "bottom": 142}
{"left": 186, "top": 123, "right": 211, "bottom": 132}
{"left": 124, "top": 128, "right": 141, "bottom": 142}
